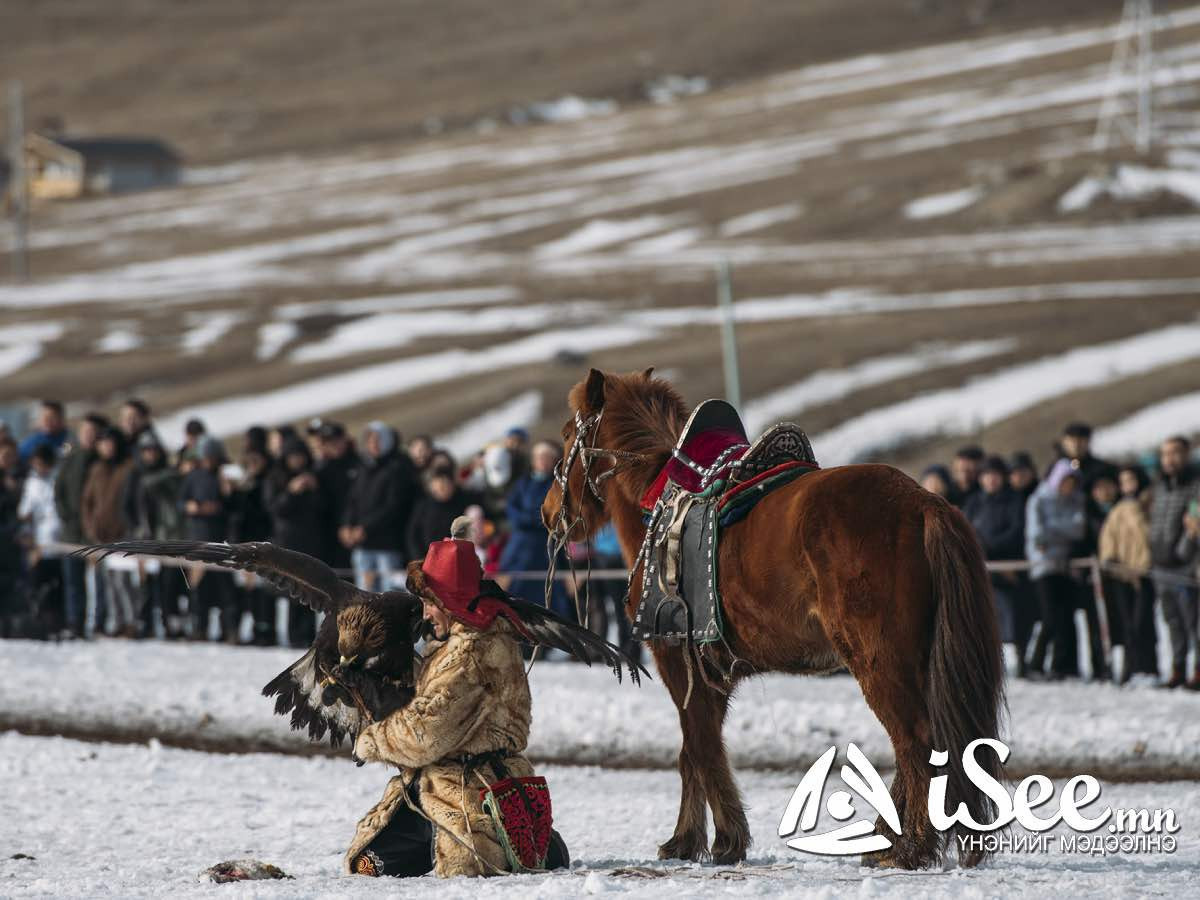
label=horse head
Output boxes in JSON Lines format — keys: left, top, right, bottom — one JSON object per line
{"left": 542, "top": 366, "right": 683, "bottom": 542}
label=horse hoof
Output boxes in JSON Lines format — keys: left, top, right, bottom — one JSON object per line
{"left": 860, "top": 850, "right": 900, "bottom": 870}
{"left": 657, "top": 834, "right": 708, "bottom": 862}
{"left": 710, "top": 834, "right": 749, "bottom": 866}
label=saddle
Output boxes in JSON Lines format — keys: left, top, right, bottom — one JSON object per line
{"left": 630, "top": 400, "right": 818, "bottom": 645}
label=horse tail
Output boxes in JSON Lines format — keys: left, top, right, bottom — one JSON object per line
{"left": 923, "top": 501, "right": 1007, "bottom": 866}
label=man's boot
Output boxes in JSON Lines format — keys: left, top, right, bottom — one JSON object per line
{"left": 1163, "top": 666, "right": 1186, "bottom": 689}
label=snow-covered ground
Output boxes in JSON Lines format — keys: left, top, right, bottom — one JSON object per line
{"left": 2, "top": 639, "right": 1198, "bottom": 778}
{"left": 3, "top": 732, "right": 1198, "bottom": 898}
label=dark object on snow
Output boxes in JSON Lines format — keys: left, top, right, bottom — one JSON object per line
{"left": 202, "top": 859, "right": 291, "bottom": 883}
{"left": 10, "top": 853, "right": 35, "bottom": 860}
{"left": 76, "top": 540, "right": 424, "bottom": 749}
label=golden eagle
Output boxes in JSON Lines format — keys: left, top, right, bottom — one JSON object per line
{"left": 79, "top": 540, "right": 422, "bottom": 749}
{"left": 79, "top": 539, "right": 646, "bottom": 749}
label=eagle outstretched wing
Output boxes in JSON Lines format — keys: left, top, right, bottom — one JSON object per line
{"left": 479, "top": 581, "right": 649, "bottom": 684}
{"left": 77, "top": 540, "right": 420, "bottom": 750}
{"left": 77, "top": 540, "right": 369, "bottom": 614}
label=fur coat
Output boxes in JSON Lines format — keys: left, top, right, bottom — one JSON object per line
{"left": 347, "top": 617, "right": 534, "bottom": 877}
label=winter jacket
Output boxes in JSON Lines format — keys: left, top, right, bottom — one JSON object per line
{"left": 1148, "top": 468, "right": 1199, "bottom": 574}
{"left": 1099, "top": 497, "right": 1152, "bottom": 584}
{"left": 1025, "top": 481, "right": 1086, "bottom": 580}
{"left": 344, "top": 450, "right": 419, "bottom": 554}
{"left": 229, "top": 474, "right": 273, "bottom": 543}
{"left": 317, "top": 450, "right": 361, "bottom": 568}
{"left": 54, "top": 446, "right": 95, "bottom": 544}
{"left": 963, "top": 486, "right": 1025, "bottom": 561}
{"left": 18, "top": 428, "right": 69, "bottom": 464}
{"left": 406, "top": 489, "right": 474, "bottom": 562}
{"left": 134, "top": 467, "right": 186, "bottom": 541}
{"left": 179, "top": 467, "right": 229, "bottom": 543}
{"left": 265, "top": 469, "right": 326, "bottom": 559}
{"left": 0, "top": 483, "right": 20, "bottom": 587}
{"left": 350, "top": 618, "right": 535, "bottom": 877}
{"left": 18, "top": 470, "right": 61, "bottom": 550}
{"left": 1177, "top": 526, "right": 1200, "bottom": 581}
{"left": 498, "top": 474, "right": 554, "bottom": 576}
{"left": 81, "top": 458, "right": 135, "bottom": 544}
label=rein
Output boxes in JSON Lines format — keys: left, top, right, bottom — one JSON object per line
{"left": 545, "top": 408, "right": 646, "bottom": 626}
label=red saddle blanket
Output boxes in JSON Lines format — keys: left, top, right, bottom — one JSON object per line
{"left": 640, "top": 428, "right": 748, "bottom": 510}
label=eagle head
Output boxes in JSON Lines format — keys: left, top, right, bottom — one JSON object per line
{"left": 336, "top": 604, "right": 387, "bottom": 667}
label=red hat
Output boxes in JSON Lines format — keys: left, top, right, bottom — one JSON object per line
{"left": 417, "top": 538, "right": 529, "bottom": 636}
{"left": 421, "top": 538, "right": 484, "bottom": 606}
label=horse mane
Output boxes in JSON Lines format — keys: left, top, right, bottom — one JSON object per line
{"left": 571, "top": 371, "right": 687, "bottom": 490}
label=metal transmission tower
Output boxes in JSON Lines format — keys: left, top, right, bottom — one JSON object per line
{"left": 1094, "top": 0, "right": 1158, "bottom": 155}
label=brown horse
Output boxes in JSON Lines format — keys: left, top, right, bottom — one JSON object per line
{"left": 542, "top": 368, "right": 1005, "bottom": 870}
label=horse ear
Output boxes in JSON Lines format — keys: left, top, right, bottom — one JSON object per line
{"left": 585, "top": 368, "right": 606, "bottom": 409}
{"left": 642, "top": 366, "right": 655, "bottom": 380}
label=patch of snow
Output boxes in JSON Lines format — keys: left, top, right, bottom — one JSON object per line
{"left": 645, "top": 74, "right": 710, "bottom": 105}
{"left": 1093, "top": 390, "right": 1200, "bottom": 457}
{"left": 742, "top": 339, "right": 1016, "bottom": 438}
{"left": 180, "top": 311, "right": 245, "bottom": 355}
{"left": 903, "top": 186, "right": 984, "bottom": 220}
{"left": 0, "top": 321, "right": 66, "bottom": 378}
{"left": 288, "top": 303, "right": 597, "bottom": 364}
{"left": 535, "top": 216, "right": 684, "bottom": 258}
{"left": 718, "top": 204, "right": 803, "bottom": 237}
{"left": 625, "top": 228, "right": 705, "bottom": 256}
{"left": 256, "top": 322, "right": 300, "bottom": 362}
{"left": 437, "top": 390, "right": 544, "bottom": 461}
{"left": 276, "top": 287, "right": 522, "bottom": 320}
{"left": 523, "top": 95, "right": 618, "bottom": 123}
{"left": 813, "top": 320, "right": 1200, "bottom": 465}
{"left": 1059, "top": 165, "right": 1200, "bottom": 213}
{"left": 1058, "top": 176, "right": 1109, "bottom": 213}
{"left": 1167, "top": 147, "right": 1200, "bottom": 169}
{"left": 179, "top": 163, "right": 251, "bottom": 186}
{"left": 157, "top": 323, "right": 656, "bottom": 439}
{"left": 94, "top": 322, "right": 143, "bottom": 354}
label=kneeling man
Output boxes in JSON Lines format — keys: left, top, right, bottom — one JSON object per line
{"left": 348, "top": 524, "right": 636, "bottom": 877}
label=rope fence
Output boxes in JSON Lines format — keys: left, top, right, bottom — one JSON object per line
{"left": 38, "top": 541, "right": 1200, "bottom": 589}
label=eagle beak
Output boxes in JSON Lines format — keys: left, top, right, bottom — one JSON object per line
{"left": 339, "top": 654, "right": 357, "bottom": 667}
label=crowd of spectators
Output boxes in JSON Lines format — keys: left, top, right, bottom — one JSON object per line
{"left": 0, "top": 397, "right": 638, "bottom": 662}
{"left": 921, "top": 423, "right": 1200, "bottom": 688}
{"left": 3, "top": 399, "right": 1197, "bottom": 687}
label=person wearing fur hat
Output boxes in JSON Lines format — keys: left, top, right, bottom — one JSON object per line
{"left": 347, "top": 521, "right": 640, "bottom": 878}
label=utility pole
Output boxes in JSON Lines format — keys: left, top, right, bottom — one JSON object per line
{"left": 1094, "top": 0, "right": 1157, "bottom": 155}
{"left": 7, "top": 80, "right": 29, "bottom": 281}
{"left": 716, "top": 260, "right": 742, "bottom": 413}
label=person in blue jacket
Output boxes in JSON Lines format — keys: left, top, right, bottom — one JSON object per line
{"left": 498, "top": 440, "right": 569, "bottom": 620}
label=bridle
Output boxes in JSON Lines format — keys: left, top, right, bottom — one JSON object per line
{"left": 544, "top": 406, "right": 646, "bottom": 622}
{"left": 549, "top": 407, "right": 647, "bottom": 538}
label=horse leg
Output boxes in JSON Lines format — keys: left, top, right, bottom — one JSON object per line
{"left": 851, "top": 663, "right": 940, "bottom": 870}
{"left": 651, "top": 646, "right": 710, "bottom": 862}
{"left": 686, "top": 680, "right": 750, "bottom": 864}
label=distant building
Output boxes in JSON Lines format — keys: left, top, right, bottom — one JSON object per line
{"left": 23, "top": 134, "right": 181, "bottom": 199}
